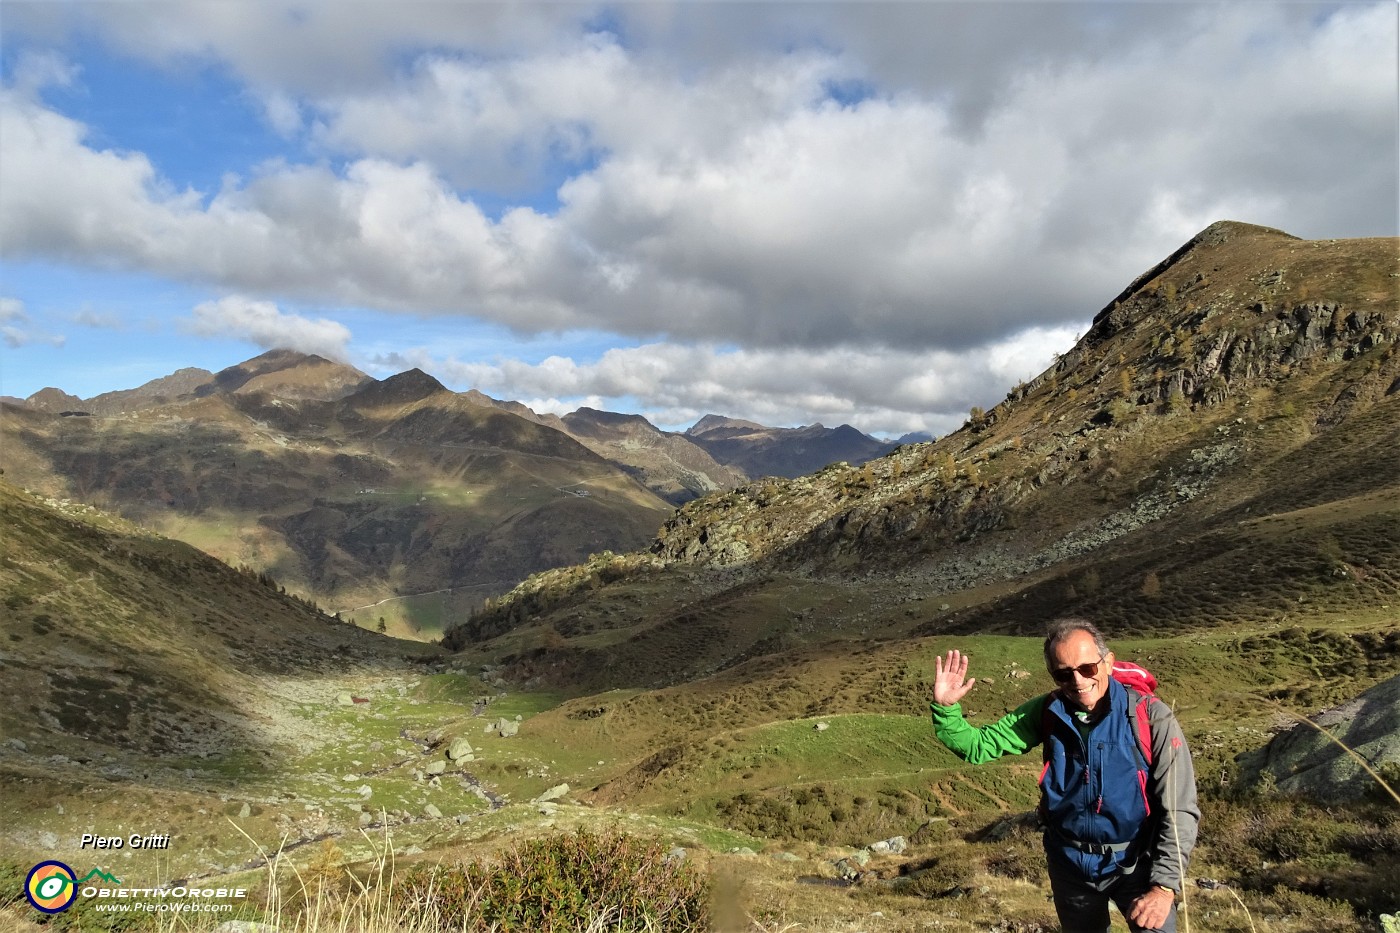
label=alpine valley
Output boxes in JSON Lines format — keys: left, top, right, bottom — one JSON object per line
{"left": 2, "top": 220, "right": 1398, "bottom": 932}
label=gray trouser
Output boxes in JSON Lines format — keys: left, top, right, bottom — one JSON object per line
{"left": 1044, "top": 847, "right": 1176, "bottom": 933}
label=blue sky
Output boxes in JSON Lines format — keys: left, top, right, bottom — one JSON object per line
{"left": 2, "top": 2, "right": 1396, "bottom": 436}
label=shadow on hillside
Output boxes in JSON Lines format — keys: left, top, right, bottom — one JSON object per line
{"left": 0, "top": 478, "right": 441, "bottom": 766}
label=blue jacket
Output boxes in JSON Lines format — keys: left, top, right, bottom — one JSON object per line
{"left": 1039, "top": 677, "right": 1153, "bottom": 881}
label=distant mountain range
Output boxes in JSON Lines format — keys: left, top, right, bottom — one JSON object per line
{"left": 1, "top": 349, "right": 895, "bottom": 634}
{"left": 9, "top": 352, "right": 896, "bottom": 497}
{"left": 685, "top": 414, "right": 896, "bottom": 479}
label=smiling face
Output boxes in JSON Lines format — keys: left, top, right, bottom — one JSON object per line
{"left": 1048, "top": 629, "right": 1113, "bottom": 711}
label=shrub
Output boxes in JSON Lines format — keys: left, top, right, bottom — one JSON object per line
{"left": 892, "top": 853, "right": 976, "bottom": 898}
{"left": 983, "top": 842, "right": 1046, "bottom": 882}
{"left": 392, "top": 829, "right": 710, "bottom": 932}
{"left": 0, "top": 860, "right": 24, "bottom": 911}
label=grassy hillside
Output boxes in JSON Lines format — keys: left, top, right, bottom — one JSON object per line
{"left": 0, "top": 358, "right": 673, "bottom": 638}
{"left": 2, "top": 480, "right": 1398, "bottom": 931}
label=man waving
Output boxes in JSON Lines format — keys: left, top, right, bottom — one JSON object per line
{"left": 929, "top": 617, "right": 1200, "bottom": 933}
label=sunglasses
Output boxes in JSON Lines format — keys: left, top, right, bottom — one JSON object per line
{"left": 1050, "top": 656, "right": 1105, "bottom": 683}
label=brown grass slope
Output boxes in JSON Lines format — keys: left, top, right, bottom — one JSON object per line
{"left": 0, "top": 478, "right": 434, "bottom": 765}
{"left": 445, "top": 221, "right": 1399, "bottom": 682}
{"left": 0, "top": 353, "right": 673, "bottom": 634}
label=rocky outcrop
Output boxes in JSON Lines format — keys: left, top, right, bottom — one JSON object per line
{"left": 24, "top": 387, "right": 85, "bottom": 413}
{"left": 1237, "top": 674, "right": 1400, "bottom": 801}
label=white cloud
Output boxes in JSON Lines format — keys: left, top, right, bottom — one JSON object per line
{"left": 0, "top": 296, "right": 66, "bottom": 349}
{"left": 373, "top": 323, "right": 1081, "bottom": 437}
{"left": 71, "top": 309, "right": 128, "bottom": 330}
{"left": 261, "top": 90, "right": 303, "bottom": 137}
{"left": 0, "top": 3, "right": 1394, "bottom": 427}
{"left": 2, "top": 4, "right": 1392, "bottom": 361}
{"left": 8, "top": 49, "right": 78, "bottom": 97}
{"left": 183, "top": 296, "right": 352, "bottom": 359}
{"left": 0, "top": 2, "right": 597, "bottom": 96}
{"left": 310, "top": 35, "right": 843, "bottom": 191}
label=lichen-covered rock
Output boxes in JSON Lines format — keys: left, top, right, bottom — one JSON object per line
{"left": 1237, "top": 674, "right": 1400, "bottom": 801}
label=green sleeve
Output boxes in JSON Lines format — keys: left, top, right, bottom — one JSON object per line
{"left": 929, "top": 694, "right": 1047, "bottom": 764}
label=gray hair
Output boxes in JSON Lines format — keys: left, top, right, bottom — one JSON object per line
{"left": 1043, "top": 617, "right": 1109, "bottom": 667}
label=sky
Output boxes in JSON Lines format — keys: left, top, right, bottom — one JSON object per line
{"left": 1, "top": 2, "right": 1396, "bottom": 439}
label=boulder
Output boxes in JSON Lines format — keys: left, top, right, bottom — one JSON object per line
{"left": 534, "top": 783, "right": 569, "bottom": 802}
{"left": 424, "top": 761, "right": 447, "bottom": 775}
{"left": 867, "top": 835, "right": 907, "bottom": 855}
{"left": 488, "top": 718, "right": 520, "bottom": 737}
{"left": 446, "top": 737, "right": 474, "bottom": 760}
{"left": 1237, "top": 673, "right": 1400, "bottom": 801}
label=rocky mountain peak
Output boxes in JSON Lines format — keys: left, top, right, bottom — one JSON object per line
{"left": 687, "top": 414, "right": 767, "bottom": 436}
{"left": 202, "top": 348, "right": 371, "bottom": 401}
{"left": 345, "top": 367, "right": 447, "bottom": 408}
{"left": 24, "top": 387, "right": 85, "bottom": 413}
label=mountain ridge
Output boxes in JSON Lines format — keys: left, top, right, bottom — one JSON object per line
{"left": 0, "top": 358, "right": 675, "bottom": 636}
{"left": 443, "top": 221, "right": 1399, "bottom": 684}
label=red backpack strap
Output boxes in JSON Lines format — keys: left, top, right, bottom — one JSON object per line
{"left": 1131, "top": 690, "right": 1154, "bottom": 767}
{"left": 1111, "top": 661, "right": 1158, "bottom": 768}
{"left": 1120, "top": 686, "right": 1153, "bottom": 767}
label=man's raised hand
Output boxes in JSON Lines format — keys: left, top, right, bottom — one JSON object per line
{"left": 933, "top": 649, "right": 976, "bottom": 706}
